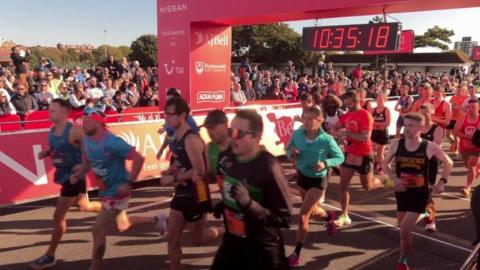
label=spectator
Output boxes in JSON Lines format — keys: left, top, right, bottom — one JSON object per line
{"left": 0, "top": 92, "right": 16, "bottom": 115}
{"left": 112, "top": 90, "right": 131, "bottom": 112}
{"left": 85, "top": 77, "right": 104, "bottom": 101}
{"left": 231, "top": 82, "right": 247, "bottom": 106}
{"left": 57, "top": 82, "right": 70, "bottom": 100}
{"left": 125, "top": 82, "right": 140, "bottom": 107}
{"left": 103, "top": 78, "right": 117, "bottom": 99}
{"left": 139, "top": 87, "right": 159, "bottom": 107}
{"left": 11, "top": 83, "right": 38, "bottom": 118}
{"left": 37, "top": 57, "right": 54, "bottom": 72}
{"left": 103, "top": 55, "right": 119, "bottom": 79}
{"left": 0, "top": 78, "right": 12, "bottom": 101}
{"left": 352, "top": 64, "right": 363, "bottom": 82}
{"left": 10, "top": 46, "right": 30, "bottom": 88}
{"left": 97, "top": 96, "right": 117, "bottom": 113}
{"left": 297, "top": 76, "right": 308, "bottom": 97}
{"left": 118, "top": 57, "right": 131, "bottom": 75}
{"left": 269, "top": 85, "right": 286, "bottom": 100}
{"left": 69, "top": 83, "right": 87, "bottom": 109}
{"left": 284, "top": 79, "right": 299, "bottom": 101}
{"left": 243, "top": 80, "right": 256, "bottom": 101}
{"left": 34, "top": 80, "right": 56, "bottom": 110}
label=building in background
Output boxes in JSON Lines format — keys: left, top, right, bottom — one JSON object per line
{"left": 454, "top": 37, "right": 479, "bottom": 57}
{"left": 56, "top": 43, "right": 94, "bottom": 54}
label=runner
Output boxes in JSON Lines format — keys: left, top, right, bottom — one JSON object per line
{"left": 211, "top": 110, "right": 292, "bottom": 270}
{"left": 286, "top": 106, "right": 344, "bottom": 267}
{"left": 161, "top": 97, "right": 222, "bottom": 270}
{"left": 454, "top": 99, "right": 480, "bottom": 197}
{"left": 383, "top": 112, "right": 452, "bottom": 270}
{"left": 411, "top": 84, "right": 433, "bottom": 113}
{"left": 394, "top": 85, "right": 413, "bottom": 138}
{"left": 30, "top": 99, "right": 102, "bottom": 270}
{"left": 448, "top": 85, "right": 468, "bottom": 157}
{"left": 430, "top": 85, "right": 452, "bottom": 132}
{"left": 419, "top": 103, "right": 443, "bottom": 232}
{"left": 71, "top": 107, "right": 167, "bottom": 270}
{"left": 371, "top": 93, "right": 390, "bottom": 175}
{"left": 333, "top": 90, "right": 390, "bottom": 227}
{"left": 358, "top": 88, "right": 372, "bottom": 113}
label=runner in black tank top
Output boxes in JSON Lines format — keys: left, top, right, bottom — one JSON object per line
{"left": 383, "top": 113, "right": 452, "bottom": 270}
{"left": 371, "top": 94, "right": 390, "bottom": 175}
{"left": 163, "top": 98, "right": 222, "bottom": 270}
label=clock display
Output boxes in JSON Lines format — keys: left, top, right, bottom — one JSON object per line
{"left": 303, "top": 23, "right": 400, "bottom": 51}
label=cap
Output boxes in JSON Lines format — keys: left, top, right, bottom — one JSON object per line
{"left": 204, "top": 109, "right": 228, "bottom": 128}
{"left": 83, "top": 107, "right": 106, "bottom": 125}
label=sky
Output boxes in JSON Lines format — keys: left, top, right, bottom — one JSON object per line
{"left": 0, "top": 1, "right": 479, "bottom": 52}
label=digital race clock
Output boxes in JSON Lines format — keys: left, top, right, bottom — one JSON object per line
{"left": 302, "top": 23, "right": 400, "bottom": 51}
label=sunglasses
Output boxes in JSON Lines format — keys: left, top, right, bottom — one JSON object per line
{"left": 163, "top": 112, "right": 179, "bottom": 116}
{"left": 229, "top": 128, "right": 256, "bottom": 139}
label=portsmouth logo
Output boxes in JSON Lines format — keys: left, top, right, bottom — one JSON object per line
{"left": 195, "top": 61, "right": 205, "bottom": 75}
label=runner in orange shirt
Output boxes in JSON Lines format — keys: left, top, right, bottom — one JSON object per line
{"left": 333, "top": 90, "right": 390, "bottom": 227}
{"left": 448, "top": 85, "right": 468, "bottom": 156}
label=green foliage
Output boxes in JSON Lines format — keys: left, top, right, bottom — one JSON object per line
{"left": 129, "top": 34, "right": 157, "bottom": 68}
{"left": 414, "top": 26, "right": 454, "bottom": 51}
{"left": 232, "top": 23, "right": 321, "bottom": 70}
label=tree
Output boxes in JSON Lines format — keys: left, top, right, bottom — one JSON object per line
{"left": 129, "top": 35, "right": 157, "bottom": 67}
{"left": 414, "top": 26, "right": 454, "bottom": 51}
{"left": 232, "top": 23, "right": 320, "bottom": 69}
{"left": 117, "top": 46, "right": 131, "bottom": 59}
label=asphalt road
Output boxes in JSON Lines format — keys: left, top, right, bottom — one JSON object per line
{"left": 0, "top": 147, "right": 477, "bottom": 270}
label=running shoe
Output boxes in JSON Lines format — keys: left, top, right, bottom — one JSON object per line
{"left": 383, "top": 177, "right": 394, "bottom": 190}
{"left": 425, "top": 222, "right": 437, "bottom": 232}
{"left": 287, "top": 252, "right": 300, "bottom": 267}
{"left": 325, "top": 210, "right": 337, "bottom": 236}
{"left": 30, "top": 254, "right": 56, "bottom": 270}
{"left": 334, "top": 214, "right": 352, "bottom": 227}
{"left": 155, "top": 213, "right": 168, "bottom": 236}
{"left": 396, "top": 262, "right": 410, "bottom": 270}
{"left": 425, "top": 204, "right": 436, "bottom": 224}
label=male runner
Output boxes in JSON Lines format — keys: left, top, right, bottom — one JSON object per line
{"left": 431, "top": 85, "right": 452, "bottom": 129}
{"left": 383, "top": 113, "right": 452, "bottom": 270}
{"left": 30, "top": 99, "right": 101, "bottom": 270}
{"left": 71, "top": 108, "right": 167, "bottom": 270}
{"left": 333, "top": 90, "right": 389, "bottom": 227}
{"left": 161, "top": 98, "right": 221, "bottom": 270}
{"left": 447, "top": 85, "right": 468, "bottom": 156}
{"left": 211, "top": 110, "right": 292, "bottom": 270}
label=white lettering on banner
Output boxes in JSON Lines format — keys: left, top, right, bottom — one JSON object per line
{"left": 197, "top": 91, "right": 225, "bottom": 103}
{"left": 159, "top": 4, "right": 187, "bottom": 14}
{"left": 143, "top": 134, "right": 158, "bottom": 157}
{"left": 118, "top": 130, "right": 161, "bottom": 158}
{"left": 134, "top": 113, "right": 162, "bottom": 121}
{"left": 161, "top": 30, "right": 185, "bottom": 37}
{"left": 164, "top": 60, "right": 184, "bottom": 76}
{"left": 195, "top": 61, "right": 227, "bottom": 75}
{"left": 194, "top": 32, "right": 229, "bottom": 47}
{"left": 0, "top": 145, "right": 47, "bottom": 185}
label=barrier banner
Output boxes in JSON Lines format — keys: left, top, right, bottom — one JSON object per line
{"left": 0, "top": 104, "right": 302, "bottom": 206}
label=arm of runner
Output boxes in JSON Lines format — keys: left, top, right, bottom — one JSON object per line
{"left": 382, "top": 139, "right": 406, "bottom": 192}
{"left": 404, "top": 96, "right": 413, "bottom": 113}
{"left": 285, "top": 132, "right": 299, "bottom": 159}
{"left": 69, "top": 125, "right": 84, "bottom": 148}
{"left": 347, "top": 111, "right": 372, "bottom": 142}
{"left": 432, "top": 102, "right": 452, "bottom": 127}
{"left": 70, "top": 153, "right": 90, "bottom": 184}
{"left": 384, "top": 108, "right": 391, "bottom": 129}
{"left": 322, "top": 135, "right": 344, "bottom": 168}
{"left": 453, "top": 115, "right": 469, "bottom": 140}
{"left": 126, "top": 150, "right": 145, "bottom": 182}
{"left": 232, "top": 160, "right": 293, "bottom": 228}
{"left": 394, "top": 100, "right": 401, "bottom": 112}
{"left": 433, "top": 125, "right": 443, "bottom": 145}
{"left": 427, "top": 142, "right": 453, "bottom": 193}
{"left": 185, "top": 134, "right": 206, "bottom": 183}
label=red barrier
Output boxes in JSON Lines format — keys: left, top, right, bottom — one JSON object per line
{"left": 24, "top": 111, "right": 51, "bottom": 129}
{"left": 0, "top": 115, "right": 22, "bottom": 132}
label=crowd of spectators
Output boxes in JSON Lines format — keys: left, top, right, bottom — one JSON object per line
{"left": 0, "top": 47, "right": 159, "bottom": 120}
{"left": 230, "top": 59, "right": 480, "bottom": 106}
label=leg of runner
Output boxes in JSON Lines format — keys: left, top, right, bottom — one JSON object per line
{"left": 377, "top": 144, "right": 386, "bottom": 175}
{"left": 397, "top": 211, "right": 421, "bottom": 270}
{"left": 372, "top": 142, "right": 379, "bottom": 174}
{"left": 115, "top": 211, "right": 166, "bottom": 234}
{"left": 77, "top": 193, "right": 101, "bottom": 213}
{"left": 471, "top": 186, "right": 480, "bottom": 245}
{"left": 191, "top": 215, "right": 223, "bottom": 246}
{"left": 360, "top": 172, "right": 384, "bottom": 191}
{"left": 462, "top": 155, "right": 480, "bottom": 197}
{"left": 335, "top": 167, "right": 354, "bottom": 227}
{"left": 288, "top": 187, "right": 335, "bottom": 267}
{"left": 89, "top": 209, "right": 119, "bottom": 270}
{"left": 425, "top": 198, "right": 437, "bottom": 232}
{"left": 167, "top": 209, "right": 187, "bottom": 270}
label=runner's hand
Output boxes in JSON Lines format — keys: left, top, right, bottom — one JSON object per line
{"left": 38, "top": 150, "right": 50, "bottom": 160}
{"left": 156, "top": 149, "right": 163, "bottom": 160}
{"left": 313, "top": 161, "right": 326, "bottom": 172}
{"left": 231, "top": 181, "right": 251, "bottom": 208}
{"left": 69, "top": 165, "right": 82, "bottom": 184}
{"left": 290, "top": 147, "right": 300, "bottom": 158}
{"left": 160, "top": 174, "right": 175, "bottom": 186}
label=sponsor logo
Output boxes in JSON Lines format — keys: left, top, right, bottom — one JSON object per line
{"left": 164, "top": 60, "right": 184, "bottom": 75}
{"left": 266, "top": 113, "right": 294, "bottom": 147}
{"left": 159, "top": 4, "right": 187, "bottom": 14}
{"left": 197, "top": 91, "right": 225, "bottom": 103}
{"left": 0, "top": 145, "right": 48, "bottom": 185}
{"left": 161, "top": 30, "right": 185, "bottom": 47}
{"left": 194, "top": 32, "right": 229, "bottom": 47}
{"left": 194, "top": 61, "right": 227, "bottom": 75}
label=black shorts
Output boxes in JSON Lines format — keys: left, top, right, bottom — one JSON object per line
{"left": 60, "top": 180, "right": 87, "bottom": 197}
{"left": 395, "top": 187, "right": 430, "bottom": 213}
{"left": 170, "top": 183, "right": 210, "bottom": 222}
{"left": 371, "top": 129, "right": 389, "bottom": 145}
{"left": 297, "top": 172, "right": 327, "bottom": 191}
{"left": 211, "top": 233, "right": 289, "bottom": 270}
{"left": 446, "top": 120, "right": 456, "bottom": 130}
{"left": 341, "top": 154, "right": 374, "bottom": 175}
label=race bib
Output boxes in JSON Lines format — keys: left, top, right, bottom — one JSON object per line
{"left": 346, "top": 154, "right": 363, "bottom": 167}
{"left": 399, "top": 173, "right": 425, "bottom": 188}
{"left": 224, "top": 208, "right": 246, "bottom": 237}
